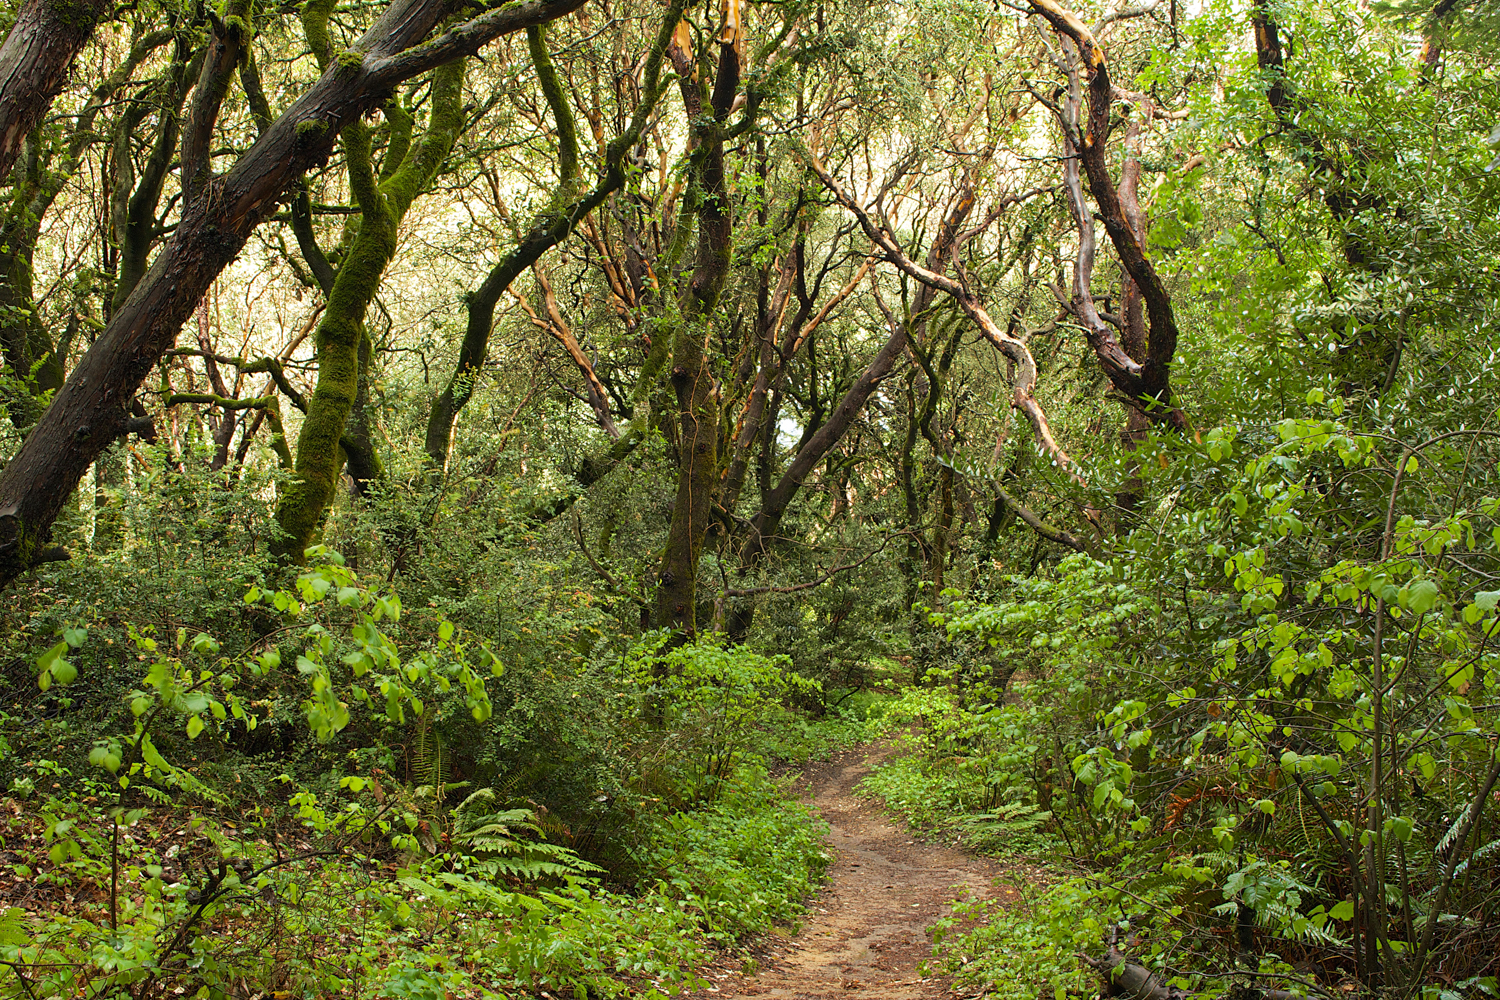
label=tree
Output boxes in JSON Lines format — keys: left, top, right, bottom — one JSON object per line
{"left": 0, "top": 0, "right": 113, "bottom": 183}
{"left": 0, "top": 0, "right": 590, "bottom": 583}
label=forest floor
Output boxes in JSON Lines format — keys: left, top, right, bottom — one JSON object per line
{"left": 684, "top": 743, "right": 1027, "bottom": 1000}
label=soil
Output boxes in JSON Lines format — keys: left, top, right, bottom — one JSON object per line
{"left": 685, "top": 743, "right": 1022, "bottom": 1000}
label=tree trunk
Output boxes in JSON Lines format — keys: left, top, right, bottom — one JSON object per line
{"left": 1114, "top": 111, "right": 1150, "bottom": 527}
{"left": 650, "top": 5, "right": 742, "bottom": 634}
{"left": 92, "top": 446, "right": 125, "bottom": 551}
{"left": 275, "top": 52, "right": 466, "bottom": 561}
{"left": 0, "top": 0, "right": 587, "bottom": 584}
{"left": 0, "top": 0, "right": 111, "bottom": 184}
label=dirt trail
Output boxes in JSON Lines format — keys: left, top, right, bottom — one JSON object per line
{"left": 690, "top": 744, "right": 1013, "bottom": 999}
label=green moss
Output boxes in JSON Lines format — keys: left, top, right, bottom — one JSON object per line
{"left": 275, "top": 65, "right": 469, "bottom": 560}
{"left": 336, "top": 49, "right": 364, "bottom": 78}
{"left": 295, "top": 119, "right": 328, "bottom": 138}
{"left": 301, "top": 0, "right": 336, "bottom": 68}
{"left": 0, "top": 511, "right": 34, "bottom": 574}
{"left": 49, "top": 0, "right": 100, "bottom": 32}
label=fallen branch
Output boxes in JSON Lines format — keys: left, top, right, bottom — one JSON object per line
{"left": 1081, "top": 949, "right": 1326, "bottom": 1000}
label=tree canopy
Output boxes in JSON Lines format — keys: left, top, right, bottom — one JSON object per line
{"left": 1, "top": 0, "right": 1498, "bottom": 994}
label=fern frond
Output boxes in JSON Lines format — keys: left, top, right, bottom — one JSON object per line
{"left": 450, "top": 800, "right": 603, "bottom": 884}
{"left": 1436, "top": 807, "right": 1474, "bottom": 856}
{"left": 1452, "top": 836, "right": 1500, "bottom": 877}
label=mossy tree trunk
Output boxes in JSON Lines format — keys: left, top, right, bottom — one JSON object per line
{"left": 273, "top": 2, "right": 467, "bottom": 560}
{"left": 650, "top": 8, "right": 745, "bottom": 635}
{"left": 0, "top": 0, "right": 113, "bottom": 184}
{"left": 93, "top": 32, "right": 211, "bottom": 550}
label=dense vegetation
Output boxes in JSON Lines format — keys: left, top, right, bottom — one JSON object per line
{"left": 0, "top": 0, "right": 1497, "bottom": 996}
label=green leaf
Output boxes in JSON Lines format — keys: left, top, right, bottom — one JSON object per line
{"left": 186, "top": 715, "right": 205, "bottom": 739}
{"left": 36, "top": 640, "right": 67, "bottom": 672}
{"left": 62, "top": 627, "right": 87, "bottom": 648}
{"left": 1409, "top": 752, "right": 1437, "bottom": 780}
{"left": 1330, "top": 900, "right": 1354, "bottom": 921}
{"left": 1408, "top": 579, "right": 1439, "bottom": 615}
{"left": 439, "top": 620, "right": 455, "bottom": 642}
{"left": 50, "top": 659, "right": 77, "bottom": 685}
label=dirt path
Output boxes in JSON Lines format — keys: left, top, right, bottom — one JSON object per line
{"left": 689, "top": 744, "right": 1012, "bottom": 999}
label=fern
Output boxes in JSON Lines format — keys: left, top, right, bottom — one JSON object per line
{"left": 954, "top": 801, "right": 1053, "bottom": 851}
{"left": 451, "top": 789, "right": 603, "bottom": 884}
{"left": 409, "top": 710, "right": 449, "bottom": 791}
{"left": 397, "top": 871, "right": 554, "bottom": 915}
{"left": 1452, "top": 835, "right": 1500, "bottom": 878}
{"left": 1210, "top": 900, "right": 1350, "bottom": 947}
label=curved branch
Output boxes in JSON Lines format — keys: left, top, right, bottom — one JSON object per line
{"left": 803, "top": 149, "right": 1085, "bottom": 484}
{"left": 1028, "top": 0, "right": 1189, "bottom": 430}
{"left": 994, "top": 483, "right": 1094, "bottom": 553}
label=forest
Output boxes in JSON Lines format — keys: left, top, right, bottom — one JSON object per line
{"left": 0, "top": 0, "right": 1497, "bottom": 994}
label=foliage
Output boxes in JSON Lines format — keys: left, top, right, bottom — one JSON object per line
{"left": 2, "top": 0, "right": 1500, "bottom": 996}
{"left": 0, "top": 762, "right": 827, "bottom": 999}
{"left": 623, "top": 634, "right": 820, "bottom": 803}
{"left": 865, "top": 397, "right": 1500, "bottom": 997}
{"left": 0, "top": 553, "right": 843, "bottom": 998}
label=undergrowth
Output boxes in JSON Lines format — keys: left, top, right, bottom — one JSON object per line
{"left": 0, "top": 564, "right": 850, "bottom": 1000}
{"left": 857, "top": 688, "right": 1059, "bottom": 855}
{"left": 1, "top": 763, "right": 829, "bottom": 1000}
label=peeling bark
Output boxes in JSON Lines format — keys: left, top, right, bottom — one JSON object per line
{"left": 1029, "top": 0, "right": 1189, "bottom": 431}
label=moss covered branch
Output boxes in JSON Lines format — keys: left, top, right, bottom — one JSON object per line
{"left": 164, "top": 393, "right": 293, "bottom": 469}
{"left": 274, "top": 57, "right": 466, "bottom": 560}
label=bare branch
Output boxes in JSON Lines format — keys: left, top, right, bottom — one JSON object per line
{"left": 802, "top": 148, "right": 1086, "bottom": 485}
